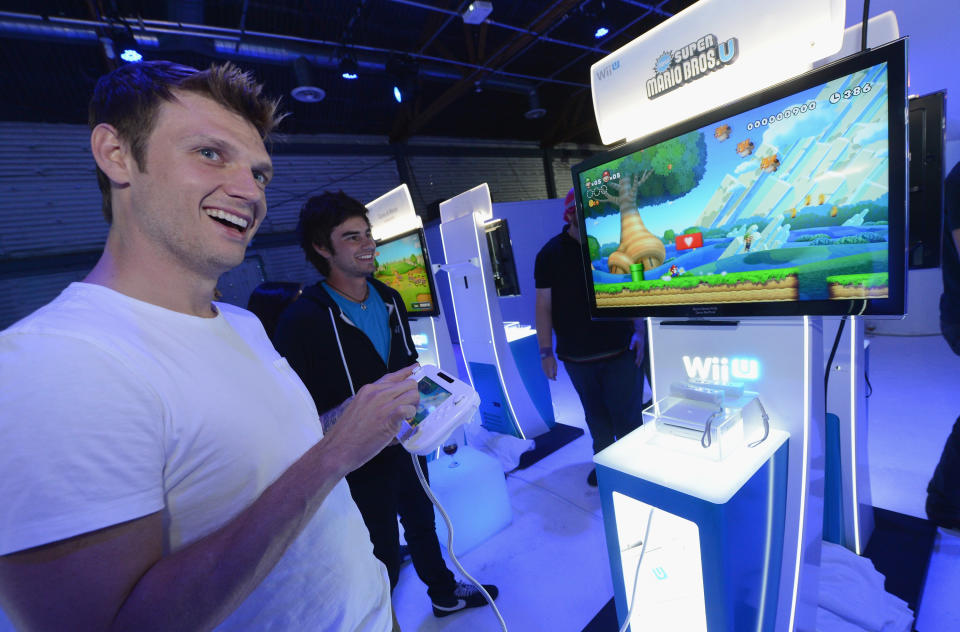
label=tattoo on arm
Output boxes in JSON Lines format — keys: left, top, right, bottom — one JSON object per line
{"left": 318, "top": 398, "right": 351, "bottom": 433}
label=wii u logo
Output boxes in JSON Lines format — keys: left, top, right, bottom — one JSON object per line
{"left": 594, "top": 60, "right": 621, "bottom": 82}
{"left": 682, "top": 355, "right": 759, "bottom": 383}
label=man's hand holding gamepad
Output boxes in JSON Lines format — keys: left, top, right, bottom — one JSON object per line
{"left": 319, "top": 364, "right": 420, "bottom": 475}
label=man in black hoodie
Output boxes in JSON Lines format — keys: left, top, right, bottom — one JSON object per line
{"left": 273, "top": 191, "right": 498, "bottom": 619}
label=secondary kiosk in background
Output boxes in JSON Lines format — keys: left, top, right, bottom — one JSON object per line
{"left": 366, "top": 184, "right": 457, "bottom": 376}
{"left": 366, "top": 184, "right": 513, "bottom": 552}
{"left": 579, "top": 0, "right": 908, "bottom": 627}
{"left": 438, "top": 183, "right": 555, "bottom": 440}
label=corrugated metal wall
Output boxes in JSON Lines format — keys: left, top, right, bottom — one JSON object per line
{"left": 0, "top": 123, "right": 107, "bottom": 258}
{"left": 0, "top": 121, "right": 597, "bottom": 327}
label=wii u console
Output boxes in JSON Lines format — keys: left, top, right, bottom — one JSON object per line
{"left": 397, "top": 364, "right": 480, "bottom": 456}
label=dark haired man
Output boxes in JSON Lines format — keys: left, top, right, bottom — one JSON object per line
{"left": 0, "top": 61, "right": 417, "bottom": 631}
{"left": 273, "top": 191, "right": 498, "bottom": 619}
{"left": 535, "top": 188, "right": 647, "bottom": 487}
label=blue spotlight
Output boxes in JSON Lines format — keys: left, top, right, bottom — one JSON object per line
{"left": 393, "top": 86, "right": 403, "bottom": 103}
{"left": 120, "top": 48, "right": 143, "bottom": 62}
{"left": 594, "top": 26, "right": 609, "bottom": 39}
{"left": 339, "top": 56, "right": 358, "bottom": 80}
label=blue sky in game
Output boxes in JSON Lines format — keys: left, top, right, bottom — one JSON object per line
{"left": 582, "top": 61, "right": 889, "bottom": 248}
{"left": 376, "top": 231, "right": 423, "bottom": 264}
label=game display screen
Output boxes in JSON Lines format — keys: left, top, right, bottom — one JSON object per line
{"left": 411, "top": 377, "right": 452, "bottom": 426}
{"left": 573, "top": 39, "right": 906, "bottom": 318}
{"left": 374, "top": 228, "right": 440, "bottom": 317}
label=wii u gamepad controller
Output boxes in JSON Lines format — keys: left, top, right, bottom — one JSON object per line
{"left": 397, "top": 364, "right": 480, "bottom": 456}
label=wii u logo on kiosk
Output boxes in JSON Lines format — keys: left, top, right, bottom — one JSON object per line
{"left": 594, "top": 59, "right": 621, "bottom": 82}
{"left": 682, "top": 355, "right": 759, "bottom": 384}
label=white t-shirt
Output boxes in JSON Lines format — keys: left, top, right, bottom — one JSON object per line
{"left": 0, "top": 282, "right": 391, "bottom": 631}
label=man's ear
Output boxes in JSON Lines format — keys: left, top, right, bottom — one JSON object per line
{"left": 312, "top": 242, "right": 331, "bottom": 261}
{"left": 90, "top": 123, "right": 134, "bottom": 187}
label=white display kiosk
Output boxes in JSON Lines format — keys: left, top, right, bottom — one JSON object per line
{"left": 438, "top": 183, "right": 555, "bottom": 439}
{"left": 366, "top": 184, "right": 457, "bottom": 376}
{"left": 584, "top": 1, "right": 893, "bottom": 630}
{"left": 367, "top": 184, "right": 513, "bottom": 552}
{"left": 597, "top": 318, "right": 825, "bottom": 631}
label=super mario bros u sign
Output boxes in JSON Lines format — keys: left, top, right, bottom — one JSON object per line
{"left": 646, "top": 34, "right": 739, "bottom": 100}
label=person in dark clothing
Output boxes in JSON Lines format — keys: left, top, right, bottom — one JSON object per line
{"left": 272, "top": 191, "right": 498, "bottom": 618}
{"left": 534, "top": 188, "right": 647, "bottom": 487}
{"left": 926, "top": 161, "right": 960, "bottom": 531}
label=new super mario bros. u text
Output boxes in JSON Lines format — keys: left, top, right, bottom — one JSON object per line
{"left": 646, "top": 34, "right": 739, "bottom": 100}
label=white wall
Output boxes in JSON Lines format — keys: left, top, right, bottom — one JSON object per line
{"left": 492, "top": 198, "right": 567, "bottom": 327}
{"left": 847, "top": 0, "right": 960, "bottom": 139}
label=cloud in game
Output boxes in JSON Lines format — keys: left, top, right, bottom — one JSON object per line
{"left": 761, "top": 101, "right": 836, "bottom": 149}
{"left": 848, "top": 120, "right": 887, "bottom": 147}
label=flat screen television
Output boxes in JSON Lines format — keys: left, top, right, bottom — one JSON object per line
{"left": 484, "top": 218, "right": 522, "bottom": 297}
{"left": 373, "top": 227, "right": 441, "bottom": 318}
{"left": 572, "top": 38, "right": 907, "bottom": 319}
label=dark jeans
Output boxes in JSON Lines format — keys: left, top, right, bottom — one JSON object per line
{"left": 926, "top": 321, "right": 960, "bottom": 523}
{"left": 346, "top": 444, "right": 456, "bottom": 602}
{"left": 927, "top": 414, "right": 960, "bottom": 523}
{"left": 564, "top": 349, "right": 646, "bottom": 455}
{"left": 942, "top": 320, "right": 960, "bottom": 356}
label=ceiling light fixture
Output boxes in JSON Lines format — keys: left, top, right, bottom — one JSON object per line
{"left": 462, "top": 1, "right": 493, "bottom": 25}
{"left": 594, "top": 26, "right": 609, "bottom": 39}
{"left": 291, "top": 56, "right": 326, "bottom": 103}
{"left": 524, "top": 90, "right": 546, "bottom": 120}
{"left": 339, "top": 55, "right": 358, "bottom": 80}
{"left": 386, "top": 56, "right": 418, "bottom": 105}
{"left": 120, "top": 48, "right": 143, "bottom": 62}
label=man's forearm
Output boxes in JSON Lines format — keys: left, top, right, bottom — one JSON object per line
{"left": 113, "top": 438, "right": 351, "bottom": 631}
{"left": 318, "top": 398, "right": 351, "bottom": 433}
{"left": 534, "top": 293, "right": 554, "bottom": 353}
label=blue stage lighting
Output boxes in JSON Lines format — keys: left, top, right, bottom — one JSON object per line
{"left": 594, "top": 26, "right": 609, "bottom": 39}
{"left": 339, "top": 56, "right": 359, "bottom": 80}
{"left": 120, "top": 48, "right": 143, "bottom": 62}
{"left": 394, "top": 86, "right": 403, "bottom": 103}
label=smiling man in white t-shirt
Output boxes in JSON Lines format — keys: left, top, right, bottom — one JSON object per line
{"left": 0, "top": 60, "right": 417, "bottom": 632}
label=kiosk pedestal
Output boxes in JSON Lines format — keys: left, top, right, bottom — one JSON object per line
{"left": 439, "top": 184, "right": 554, "bottom": 439}
{"left": 596, "top": 426, "right": 790, "bottom": 631}
{"left": 595, "top": 317, "right": 825, "bottom": 632}
{"left": 823, "top": 316, "right": 874, "bottom": 554}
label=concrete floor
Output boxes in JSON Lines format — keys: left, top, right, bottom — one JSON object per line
{"left": 393, "top": 330, "right": 960, "bottom": 631}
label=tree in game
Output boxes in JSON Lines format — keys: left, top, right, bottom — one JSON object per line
{"left": 587, "top": 235, "right": 600, "bottom": 264}
{"left": 584, "top": 131, "right": 707, "bottom": 275}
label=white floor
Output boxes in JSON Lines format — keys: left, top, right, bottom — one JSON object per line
{"left": 392, "top": 332, "right": 960, "bottom": 632}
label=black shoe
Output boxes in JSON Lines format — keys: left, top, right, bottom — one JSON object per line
{"left": 432, "top": 581, "right": 499, "bottom": 618}
{"left": 587, "top": 469, "right": 598, "bottom": 487}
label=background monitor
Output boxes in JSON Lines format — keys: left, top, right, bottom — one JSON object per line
{"left": 374, "top": 227, "right": 441, "bottom": 318}
{"left": 484, "top": 218, "right": 522, "bottom": 297}
{"left": 907, "top": 91, "right": 946, "bottom": 270}
{"left": 572, "top": 38, "right": 907, "bottom": 319}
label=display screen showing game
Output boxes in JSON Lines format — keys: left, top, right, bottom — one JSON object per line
{"left": 573, "top": 39, "right": 906, "bottom": 318}
{"left": 410, "top": 376, "right": 452, "bottom": 426}
{"left": 374, "top": 228, "right": 440, "bottom": 318}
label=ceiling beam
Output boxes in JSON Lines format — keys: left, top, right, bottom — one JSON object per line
{"left": 392, "top": 0, "right": 584, "bottom": 142}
